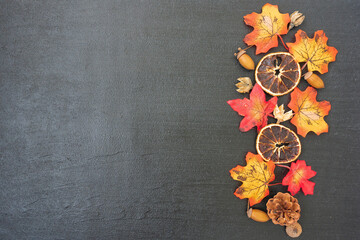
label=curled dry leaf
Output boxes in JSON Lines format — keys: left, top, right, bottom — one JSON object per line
{"left": 288, "top": 87, "right": 331, "bottom": 137}
{"left": 227, "top": 84, "right": 277, "bottom": 132}
{"left": 282, "top": 160, "right": 317, "bottom": 196}
{"left": 273, "top": 104, "right": 294, "bottom": 123}
{"left": 236, "top": 77, "right": 253, "bottom": 93}
{"left": 287, "top": 30, "right": 338, "bottom": 74}
{"left": 243, "top": 3, "right": 290, "bottom": 54}
{"left": 229, "top": 152, "right": 275, "bottom": 206}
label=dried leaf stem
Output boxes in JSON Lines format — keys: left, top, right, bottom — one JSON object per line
{"left": 277, "top": 34, "right": 289, "bottom": 51}
{"left": 277, "top": 164, "right": 291, "bottom": 170}
{"left": 268, "top": 182, "right": 282, "bottom": 186}
{"left": 301, "top": 61, "right": 308, "bottom": 71}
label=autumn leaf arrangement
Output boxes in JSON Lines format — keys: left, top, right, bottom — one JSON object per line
{"left": 228, "top": 3, "right": 337, "bottom": 238}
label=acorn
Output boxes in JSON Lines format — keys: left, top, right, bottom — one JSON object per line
{"left": 286, "top": 222, "right": 302, "bottom": 238}
{"left": 304, "top": 71, "right": 324, "bottom": 89}
{"left": 247, "top": 208, "right": 270, "bottom": 222}
{"left": 234, "top": 48, "right": 255, "bottom": 70}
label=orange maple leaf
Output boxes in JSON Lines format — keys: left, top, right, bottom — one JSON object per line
{"left": 243, "top": 3, "right": 290, "bottom": 54}
{"left": 287, "top": 30, "right": 338, "bottom": 74}
{"left": 227, "top": 84, "right": 277, "bottom": 132}
{"left": 288, "top": 87, "right": 331, "bottom": 137}
{"left": 230, "top": 152, "right": 275, "bottom": 206}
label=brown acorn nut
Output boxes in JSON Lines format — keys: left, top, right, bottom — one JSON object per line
{"left": 247, "top": 208, "right": 270, "bottom": 222}
{"left": 286, "top": 222, "right": 303, "bottom": 238}
{"left": 234, "top": 48, "right": 255, "bottom": 70}
{"left": 304, "top": 71, "right": 324, "bottom": 89}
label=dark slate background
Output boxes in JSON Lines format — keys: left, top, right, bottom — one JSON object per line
{"left": 0, "top": 1, "right": 359, "bottom": 239}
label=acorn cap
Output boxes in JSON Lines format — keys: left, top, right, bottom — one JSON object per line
{"left": 286, "top": 222, "right": 303, "bottom": 238}
{"left": 304, "top": 71, "right": 313, "bottom": 80}
{"left": 234, "top": 48, "right": 246, "bottom": 59}
{"left": 246, "top": 208, "right": 253, "bottom": 218}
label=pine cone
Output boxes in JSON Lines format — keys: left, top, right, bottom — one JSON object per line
{"left": 266, "top": 192, "right": 301, "bottom": 226}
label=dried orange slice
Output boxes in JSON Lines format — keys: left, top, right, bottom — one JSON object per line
{"left": 256, "top": 124, "right": 301, "bottom": 164}
{"left": 255, "top": 52, "right": 301, "bottom": 96}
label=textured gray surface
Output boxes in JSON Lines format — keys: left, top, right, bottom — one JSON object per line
{"left": 0, "top": 0, "right": 359, "bottom": 239}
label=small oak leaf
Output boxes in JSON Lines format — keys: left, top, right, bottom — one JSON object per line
{"left": 273, "top": 104, "right": 294, "bottom": 123}
{"left": 236, "top": 77, "right": 253, "bottom": 93}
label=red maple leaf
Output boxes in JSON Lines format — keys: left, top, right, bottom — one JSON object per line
{"left": 282, "top": 160, "right": 317, "bottom": 196}
{"left": 227, "top": 84, "right": 277, "bottom": 132}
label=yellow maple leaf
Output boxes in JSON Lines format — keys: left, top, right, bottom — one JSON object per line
{"left": 288, "top": 87, "right": 331, "bottom": 137}
{"left": 243, "top": 3, "right": 290, "bottom": 54}
{"left": 287, "top": 30, "right": 338, "bottom": 74}
{"left": 229, "top": 152, "right": 275, "bottom": 206}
